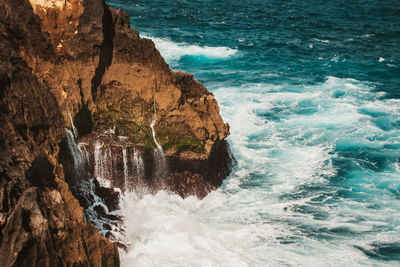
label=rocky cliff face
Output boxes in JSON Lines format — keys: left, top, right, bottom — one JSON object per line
{"left": 0, "top": 0, "right": 119, "bottom": 265}
{"left": 27, "top": 0, "right": 229, "bottom": 154}
{"left": 0, "top": 0, "right": 233, "bottom": 264}
{"left": 22, "top": 0, "right": 234, "bottom": 198}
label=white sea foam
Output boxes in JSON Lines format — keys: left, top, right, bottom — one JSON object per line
{"left": 313, "top": 38, "right": 330, "bottom": 43}
{"left": 142, "top": 35, "right": 238, "bottom": 61}
{"left": 119, "top": 188, "right": 396, "bottom": 266}
{"left": 361, "top": 33, "right": 375, "bottom": 38}
{"left": 119, "top": 76, "right": 400, "bottom": 266}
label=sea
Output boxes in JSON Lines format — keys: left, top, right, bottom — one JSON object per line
{"left": 106, "top": 0, "right": 400, "bottom": 266}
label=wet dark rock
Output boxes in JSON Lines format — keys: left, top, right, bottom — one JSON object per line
{"left": 93, "top": 178, "right": 120, "bottom": 212}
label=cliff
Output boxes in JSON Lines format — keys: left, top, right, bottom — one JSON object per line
{"left": 0, "top": 0, "right": 119, "bottom": 265}
{"left": 0, "top": 0, "right": 233, "bottom": 265}
{"left": 24, "top": 0, "right": 233, "bottom": 195}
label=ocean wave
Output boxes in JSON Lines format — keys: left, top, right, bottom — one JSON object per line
{"left": 213, "top": 76, "right": 400, "bottom": 194}
{"left": 117, "top": 76, "right": 400, "bottom": 266}
{"left": 142, "top": 35, "right": 238, "bottom": 61}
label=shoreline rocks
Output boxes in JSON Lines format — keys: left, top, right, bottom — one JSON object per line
{"left": 0, "top": 0, "right": 234, "bottom": 265}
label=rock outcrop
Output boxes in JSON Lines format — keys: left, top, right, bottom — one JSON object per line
{"left": 0, "top": 0, "right": 234, "bottom": 264}
{"left": 21, "top": 0, "right": 234, "bottom": 198}
{"left": 0, "top": 0, "right": 119, "bottom": 265}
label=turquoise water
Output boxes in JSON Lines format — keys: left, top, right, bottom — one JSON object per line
{"left": 107, "top": 0, "right": 400, "bottom": 266}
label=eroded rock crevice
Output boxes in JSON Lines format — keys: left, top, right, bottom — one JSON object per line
{"left": 91, "top": 0, "right": 115, "bottom": 101}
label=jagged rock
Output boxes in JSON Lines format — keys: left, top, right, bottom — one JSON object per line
{"left": 1, "top": 0, "right": 234, "bottom": 264}
{"left": 0, "top": 0, "right": 118, "bottom": 266}
{"left": 12, "top": 0, "right": 234, "bottom": 202}
{"left": 24, "top": 0, "right": 230, "bottom": 155}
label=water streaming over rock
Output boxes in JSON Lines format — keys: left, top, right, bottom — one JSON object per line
{"left": 64, "top": 128, "right": 122, "bottom": 239}
{"left": 122, "top": 147, "right": 128, "bottom": 188}
{"left": 78, "top": 142, "right": 90, "bottom": 165}
{"left": 92, "top": 137, "right": 148, "bottom": 193}
{"left": 66, "top": 106, "right": 78, "bottom": 138}
{"left": 132, "top": 148, "right": 145, "bottom": 183}
{"left": 150, "top": 101, "right": 168, "bottom": 182}
{"left": 94, "top": 141, "right": 112, "bottom": 188}
{"left": 65, "top": 129, "right": 85, "bottom": 179}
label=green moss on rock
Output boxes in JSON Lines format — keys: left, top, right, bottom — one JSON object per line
{"left": 93, "top": 106, "right": 204, "bottom": 154}
{"left": 159, "top": 130, "right": 204, "bottom": 154}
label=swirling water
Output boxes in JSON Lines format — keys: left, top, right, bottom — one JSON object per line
{"left": 107, "top": 0, "right": 400, "bottom": 265}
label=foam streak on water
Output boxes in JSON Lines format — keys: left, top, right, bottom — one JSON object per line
{"left": 143, "top": 35, "right": 237, "bottom": 62}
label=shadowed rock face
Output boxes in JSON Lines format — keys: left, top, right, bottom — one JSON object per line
{"left": 0, "top": 0, "right": 234, "bottom": 264}
{"left": 0, "top": 0, "right": 118, "bottom": 266}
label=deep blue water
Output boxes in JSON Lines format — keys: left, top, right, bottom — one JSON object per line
{"left": 107, "top": 0, "right": 400, "bottom": 266}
